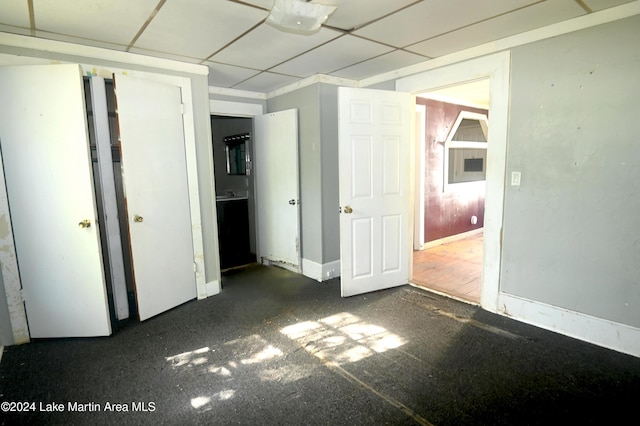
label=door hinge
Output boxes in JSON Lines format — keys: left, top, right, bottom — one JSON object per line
{"left": 193, "top": 262, "right": 197, "bottom": 272}
{"left": 180, "top": 103, "right": 185, "bottom": 115}
{"left": 20, "top": 288, "right": 25, "bottom": 302}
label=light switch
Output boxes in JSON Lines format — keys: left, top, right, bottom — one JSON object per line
{"left": 511, "top": 171, "right": 521, "bottom": 186}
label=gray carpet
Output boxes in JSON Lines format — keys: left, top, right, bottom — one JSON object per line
{"left": 1, "top": 264, "right": 639, "bottom": 425}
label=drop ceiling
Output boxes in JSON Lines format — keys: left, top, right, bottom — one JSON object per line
{"left": 0, "top": 0, "right": 635, "bottom": 94}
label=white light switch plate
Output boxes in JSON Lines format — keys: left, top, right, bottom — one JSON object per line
{"left": 511, "top": 171, "right": 521, "bottom": 186}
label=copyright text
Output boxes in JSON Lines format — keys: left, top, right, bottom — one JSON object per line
{"left": 1, "top": 401, "right": 156, "bottom": 413}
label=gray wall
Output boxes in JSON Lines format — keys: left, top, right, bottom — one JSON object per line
{"left": 269, "top": 85, "right": 323, "bottom": 264}
{"left": 0, "top": 260, "right": 14, "bottom": 345}
{"left": 501, "top": 15, "right": 640, "bottom": 327}
{"left": 267, "top": 83, "right": 341, "bottom": 266}
{"left": 319, "top": 84, "right": 340, "bottom": 263}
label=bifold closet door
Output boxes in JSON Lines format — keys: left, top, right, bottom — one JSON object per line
{"left": 114, "top": 74, "right": 196, "bottom": 321}
{"left": 0, "top": 64, "right": 111, "bottom": 337}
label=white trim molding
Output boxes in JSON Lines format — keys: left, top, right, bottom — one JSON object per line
{"left": 398, "top": 50, "right": 511, "bottom": 315}
{"left": 302, "top": 259, "right": 341, "bottom": 282}
{"left": 209, "top": 86, "right": 267, "bottom": 100}
{"left": 0, "top": 150, "right": 30, "bottom": 345}
{"left": 210, "top": 100, "right": 264, "bottom": 117}
{"left": 498, "top": 293, "right": 640, "bottom": 358}
{"left": 205, "top": 280, "right": 221, "bottom": 297}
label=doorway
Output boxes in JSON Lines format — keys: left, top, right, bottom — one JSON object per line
{"left": 411, "top": 79, "right": 491, "bottom": 305}
{"left": 211, "top": 115, "right": 257, "bottom": 271}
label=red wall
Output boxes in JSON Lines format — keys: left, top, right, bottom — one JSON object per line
{"left": 419, "top": 98, "right": 487, "bottom": 243}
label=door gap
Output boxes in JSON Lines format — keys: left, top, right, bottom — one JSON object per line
{"left": 84, "top": 77, "right": 138, "bottom": 324}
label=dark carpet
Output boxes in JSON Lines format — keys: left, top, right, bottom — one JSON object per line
{"left": 1, "top": 264, "right": 639, "bottom": 425}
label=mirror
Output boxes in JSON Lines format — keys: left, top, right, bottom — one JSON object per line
{"left": 224, "top": 133, "right": 250, "bottom": 175}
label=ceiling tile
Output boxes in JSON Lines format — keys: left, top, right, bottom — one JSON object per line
{"left": 128, "top": 47, "right": 204, "bottom": 64}
{"left": 406, "top": 0, "right": 585, "bottom": 58}
{"left": 239, "top": 0, "right": 418, "bottom": 30}
{"left": 332, "top": 49, "right": 429, "bottom": 80}
{"left": 237, "top": 0, "right": 273, "bottom": 10}
{"left": 0, "top": 1, "right": 30, "bottom": 27}
{"left": 32, "top": 0, "right": 158, "bottom": 45}
{"left": 583, "top": 0, "right": 637, "bottom": 12}
{"left": 353, "top": 0, "right": 539, "bottom": 47}
{"left": 210, "top": 24, "right": 341, "bottom": 70}
{"left": 321, "top": 0, "right": 417, "bottom": 30}
{"left": 205, "top": 61, "right": 262, "bottom": 88}
{"left": 232, "top": 71, "right": 300, "bottom": 93}
{"left": 270, "top": 35, "right": 393, "bottom": 77}
{"left": 135, "top": 0, "right": 268, "bottom": 60}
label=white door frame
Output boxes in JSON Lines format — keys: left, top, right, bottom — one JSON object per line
{"left": 397, "top": 51, "right": 511, "bottom": 312}
{"left": 413, "top": 104, "right": 426, "bottom": 251}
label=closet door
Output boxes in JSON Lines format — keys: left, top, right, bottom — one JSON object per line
{"left": 254, "top": 109, "right": 301, "bottom": 271}
{"left": 0, "top": 64, "right": 111, "bottom": 337}
{"left": 114, "top": 74, "right": 196, "bottom": 321}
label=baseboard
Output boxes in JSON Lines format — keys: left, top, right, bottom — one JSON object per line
{"left": 422, "top": 228, "right": 483, "bottom": 249}
{"left": 302, "top": 259, "right": 341, "bottom": 282}
{"left": 205, "top": 280, "right": 221, "bottom": 297}
{"left": 497, "top": 293, "right": 640, "bottom": 357}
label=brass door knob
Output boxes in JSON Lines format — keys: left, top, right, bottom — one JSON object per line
{"left": 78, "top": 219, "right": 91, "bottom": 228}
{"left": 133, "top": 215, "right": 144, "bottom": 223}
{"left": 344, "top": 206, "right": 353, "bottom": 214}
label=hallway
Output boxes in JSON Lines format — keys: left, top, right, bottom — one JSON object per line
{"left": 412, "top": 232, "right": 483, "bottom": 304}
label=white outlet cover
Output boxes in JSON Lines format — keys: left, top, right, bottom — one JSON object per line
{"left": 511, "top": 171, "right": 521, "bottom": 186}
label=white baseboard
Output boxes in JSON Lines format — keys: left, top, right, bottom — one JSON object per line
{"left": 205, "top": 280, "right": 221, "bottom": 297}
{"left": 497, "top": 293, "right": 640, "bottom": 357}
{"left": 302, "top": 259, "right": 341, "bottom": 282}
{"left": 422, "top": 228, "right": 483, "bottom": 249}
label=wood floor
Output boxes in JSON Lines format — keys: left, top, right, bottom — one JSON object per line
{"left": 412, "top": 232, "right": 483, "bottom": 304}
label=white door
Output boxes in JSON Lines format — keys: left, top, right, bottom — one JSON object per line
{"left": 114, "top": 74, "right": 196, "bottom": 321}
{"left": 0, "top": 64, "right": 111, "bottom": 337}
{"left": 254, "top": 109, "right": 301, "bottom": 270}
{"left": 338, "top": 87, "right": 412, "bottom": 297}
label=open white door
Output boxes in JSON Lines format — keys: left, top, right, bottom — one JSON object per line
{"left": 254, "top": 109, "right": 301, "bottom": 270}
{"left": 114, "top": 74, "right": 196, "bottom": 321}
{"left": 339, "top": 87, "right": 412, "bottom": 297}
{"left": 0, "top": 64, "right": 111, "bottom": 337}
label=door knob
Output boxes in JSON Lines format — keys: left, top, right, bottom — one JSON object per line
{"left": 78, "top": 219, "right": 91, "bottom": 228}
{"left": 133, "top": 215, "right": 144, "bottom": 223}
{"left": 289, "top": 199, "right": 296, "bottom": 205}
{"left": 344, "top": 206, "right": 353, "bottom": 214}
